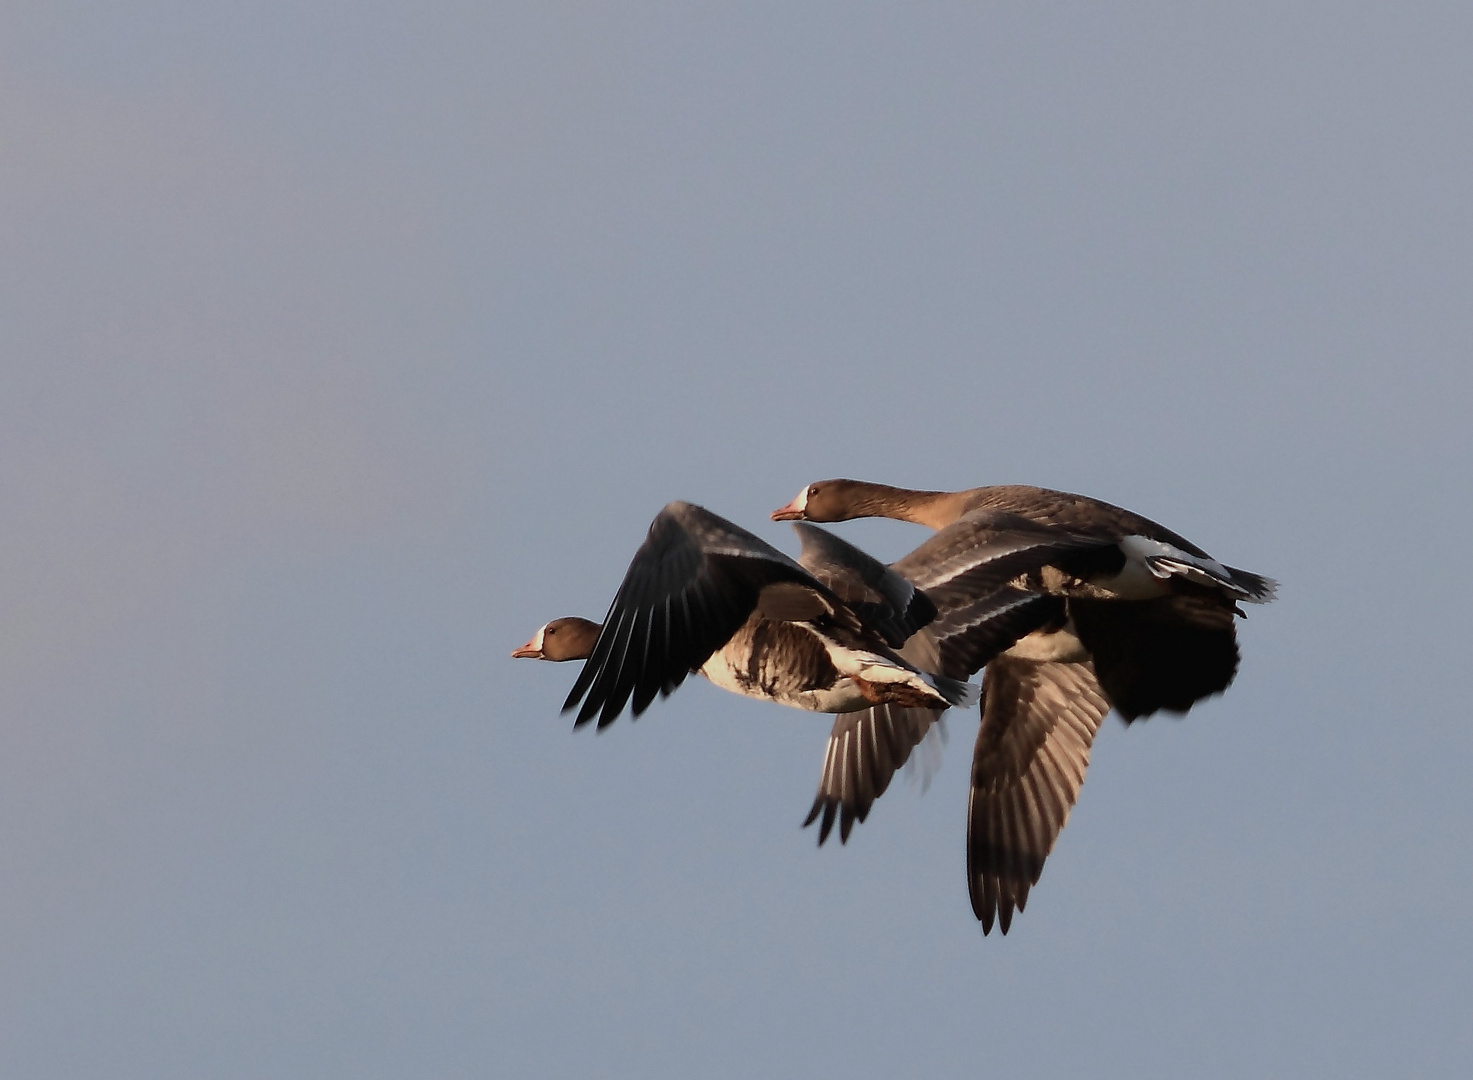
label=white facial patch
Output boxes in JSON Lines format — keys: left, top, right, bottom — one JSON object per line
{"left": 527, "top": 625, "right": 547, "bottom": 653}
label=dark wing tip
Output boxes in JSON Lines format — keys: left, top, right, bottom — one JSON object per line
{"left": 802, "top": 796, "right": 824, "bottom": 830}
{"left": 838, "top": 804, "right": 857, "bottom": 844}
{"left": 817, "top": 800, "right": 839, "bottom": 846}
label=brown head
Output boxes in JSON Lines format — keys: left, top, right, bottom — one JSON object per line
{"left": 772, "top": 479, "right": 938, "bottom": 523}
{"left": 511, "top": 617, "right": 602, "bottom": 661}
{"left": 772, "top": 479, "right": 861, "bottom": 522}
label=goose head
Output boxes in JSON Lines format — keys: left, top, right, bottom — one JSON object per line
{"left": 511, "top": 617, "right": 602, "bottom": 661}
{"left": 771, "top": 479, "right": 866, "bottom": 522}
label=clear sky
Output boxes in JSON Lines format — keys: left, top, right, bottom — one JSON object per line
{"left": 2, "top": 3, "right": 1470, "bottom": 1077}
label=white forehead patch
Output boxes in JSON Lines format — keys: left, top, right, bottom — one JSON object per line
{"left": 791, "top": 485, "right": 810, "bottom": 512}
{"left": 528, "top": 625, "right": 547, "bottom": 652}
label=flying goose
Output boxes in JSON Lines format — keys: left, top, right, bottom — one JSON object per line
{"left": 774, "top": 478, "right": 1276, "bottom": 934}
{"left": 515, "top": 501, "right": 979, "bottom": 732}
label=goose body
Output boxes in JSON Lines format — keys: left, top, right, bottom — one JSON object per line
{"left": 514, "top": 614, "right": 916, "bottom": 713}
{"left": 517, "top": 502, "right": 979, "bottom": 732}
{"left": 774, "top": 479, "right": 1276, "bottom": 607}
{"left": 695, "top": 615, "right": 947, "bottom": 714}
{"left": 774, "top": 478, "right": 1276, "bottom": 934}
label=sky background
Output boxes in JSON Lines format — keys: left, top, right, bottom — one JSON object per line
{"left": 2, "top": 3, "right": 1470, "bottom": 1077}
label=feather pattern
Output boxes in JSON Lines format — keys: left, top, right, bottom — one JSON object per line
{"left": 967, "top": 656, "right": 1111, "bottom": 935}
{"left": 803, "top": 702, "right": 943, "bottom": 844}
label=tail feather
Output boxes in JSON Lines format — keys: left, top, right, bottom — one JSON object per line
{"left": 1226, "top": 565, "right": 1278, "bottom": 603}
{"left": 1145, "top": 554, "right": 1276, "bottom": 604}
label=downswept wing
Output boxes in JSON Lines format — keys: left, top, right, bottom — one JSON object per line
{"left": 1070, "top": 592, "right": 1240, "bottom": 721}
{"left": 802, "top": 620, "right": 953, "bottom": 845}
{"left": 805, "top": 702, "right": 941, "bottom": 844}
{"left": 563, "top": 501, "right": 826, "bottom": 729}
{"left": 967, "top": 656, "right": 1111, "bottom": 935}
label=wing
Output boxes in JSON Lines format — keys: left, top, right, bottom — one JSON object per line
{"left": 801, "top": 621, "right": 958, "bottom": 844}
{"left": 967, "top": 656, "right": 1111, "bottom": 935}
{"left": 928, "top": 587, "right": 1069, "bottom": 679}
{"left": 962, "top": 485, "right": 1216, "bottom": 557}
{"left": 790, "top": 522, "right": 935, "bottom": 646}
{"left": 893, "top": 509, "right": 1121, "bottom": 599}
{"left": 803, "top": 702, "right": 942, "bottom": 844}
{"left": 1070, "top": 592, "right": 1240, "bottom": 721}
{"left": 562, "top": 502, "right": 817, "bottom": 728}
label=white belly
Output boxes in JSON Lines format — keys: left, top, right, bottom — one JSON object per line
{"left": 698, "top": 655, "right": 872, "bottom": 713}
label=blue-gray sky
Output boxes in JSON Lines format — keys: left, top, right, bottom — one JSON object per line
{"left": 2, "top": 3, "right": 1470, "bottom": 1077}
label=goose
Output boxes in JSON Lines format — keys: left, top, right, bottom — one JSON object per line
{"left": 774, "top": 478, "right": 1276, "bottom": 934}
{"left": 515, "top": 501, "right": 979, "bottom": 731}
{"left": 513, "top": 614, "right": 968, "bottom": 851}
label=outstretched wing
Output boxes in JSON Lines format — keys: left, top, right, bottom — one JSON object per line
{"left": 563, "top": 502, "right": 816, "bottom": 728}
{"left": 966, "top": 656, "right": 1111, "bottom": 935}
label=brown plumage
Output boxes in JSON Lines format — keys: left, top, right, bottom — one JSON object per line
{"left": 775, "top": 478, "right": 1275, "bottom": 934}
{"left": 515, "top": 502, "right": 980, "bottom": 734}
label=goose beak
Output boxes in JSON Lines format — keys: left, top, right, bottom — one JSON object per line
{"left": 770, "top": 498, "right": 807, "bottom": 521}
{"left": 511, "top": 639, "right": 544, "bottom": 659}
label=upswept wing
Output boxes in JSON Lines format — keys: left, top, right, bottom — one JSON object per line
{"left": 790, "top": 522, "right": 936, "bottom": 646}
{"left": 563, "top": 502, "right": 823, "bottom": 728}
